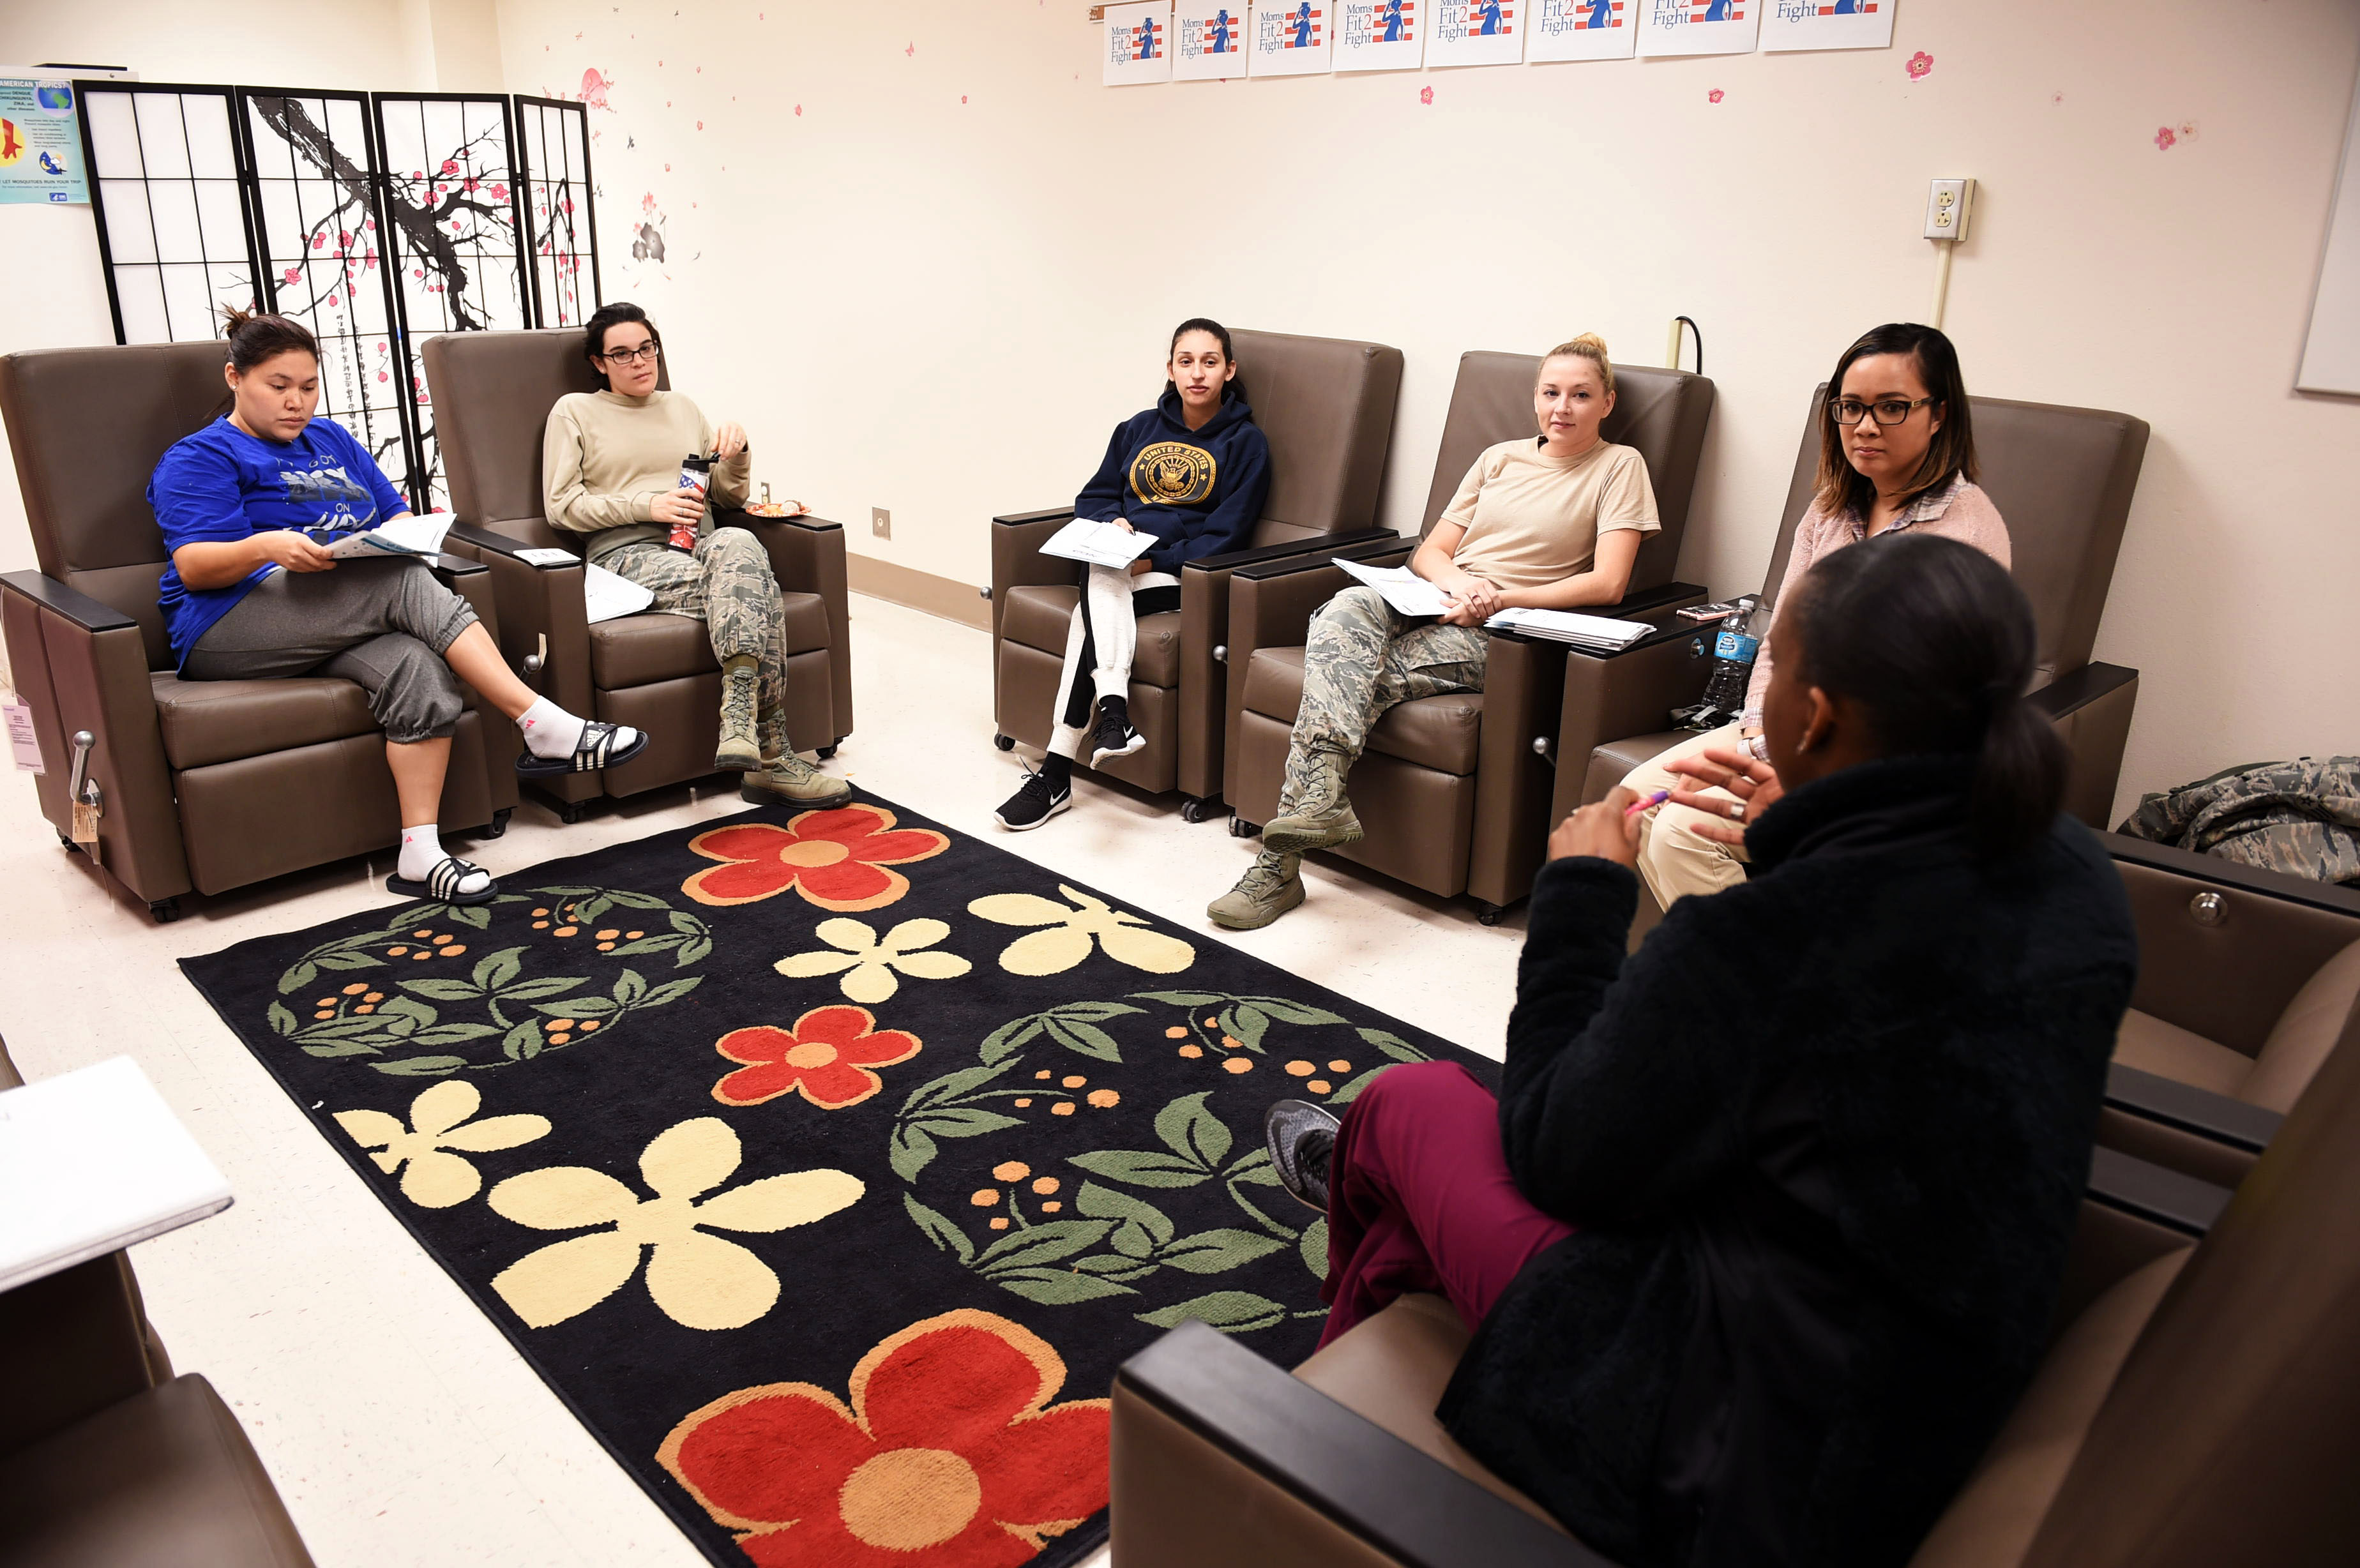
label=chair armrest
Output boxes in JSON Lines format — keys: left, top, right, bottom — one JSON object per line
{"left": 1190, "top": 527, "right": 1397, "bottom": 573}
{"left": 2104, "top": 834, "right": 2360, "bottom": 921}
{"left": 989, "top": 510, "right": 1083, "bottom": 704}
{"left": 2103, "top": 1063, "right": 2281, "bottom": 1156}
{"left": 733, "top": 511, "right": 853, "bottom": 743}
{"left": 439, "top": 524, "right": 593, "bottom": 718}
{"left": 0, "top": 573, "right": 190, "bottom": 903}
{"left": 0, "top": 1252, "right": 163, "bottom": 1461}
{"left": 1220, "top": 538, "right": 1418, "bottom": 805}
{"left": 1544, "top": 626, "right": 1721, "bottom": 826}
{"left": 2087, "top": 1145, "right": 2232, "bottom": 1240}
{"left": 2030, "top": 660, "right": 2137, "bottom": 720}
{"left": 0, "top": 571, "right": 138, "bottom": 632}
{"left": 992, "top": 506, "right": 1077, "bottom": 526}
{"left": 1112, "top": 1320, "right": 1610, "bottom": 1568}
{"left": 2031, "top": 661, "right": 2138, "bottom": 828}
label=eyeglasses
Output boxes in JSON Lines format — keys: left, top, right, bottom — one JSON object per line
{"left": 1830, "top": 395, "right": 1935, "bottom": 426}
{"left": 598, "top": 343, "right": 661, "bottom": 365}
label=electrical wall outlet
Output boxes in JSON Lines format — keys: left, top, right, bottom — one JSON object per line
{"left": 1925, "top": 177, "right": 1976, "bottom": 242}
{"left": 871, "top": 507, "right": 891, "bottom": 540}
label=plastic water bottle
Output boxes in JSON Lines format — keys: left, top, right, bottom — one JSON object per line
{"left": 1674, "top": 597, "right": 1762, "bottom": 732}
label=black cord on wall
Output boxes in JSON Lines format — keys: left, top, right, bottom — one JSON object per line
{"left": 1672, "top": 315, "right": 1703, "bottom": 377}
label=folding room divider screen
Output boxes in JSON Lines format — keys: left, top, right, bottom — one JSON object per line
{"left": 73, "top": 81, "right": 598, "bottom": 513}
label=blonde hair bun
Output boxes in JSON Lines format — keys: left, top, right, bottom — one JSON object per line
{"left": 1541, "top": 333, "right": 1615, "bottom": 397}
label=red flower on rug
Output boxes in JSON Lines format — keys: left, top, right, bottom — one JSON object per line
{"left": 657, "top": 1309, "right": 1110, "bottom": 1566}
{"left": 713, "top": 1006, "right": 921, "bottom": 1111}
{"left": 683, "top": 806, "right": 949, "bottom": 912}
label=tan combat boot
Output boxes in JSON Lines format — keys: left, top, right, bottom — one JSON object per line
{"left": 1207, "top": 852, "right": 1306, "bottom": 930}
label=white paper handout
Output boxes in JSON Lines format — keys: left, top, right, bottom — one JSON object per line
{"left": 1174, "top": 3, "right": 1252, "bottom": 79}
{"left": 1530, "top": 0, "right": 1637, "bottom": 61}
{"left": 1334, "top": 0, "right": 1426, "bottom": 70}
{"left": 1636, "top": 0, "right": 1760, "bottom": 57}
{"left": 321, "top": 513, "right": 452, "bottom": 559}
{"left": 1335, "top": 558, "right": 1450, "bottom": 618}
{"left": 1427, "top": 0, "right": 1527, "bottom": 67}
{"left": 1041, "top": 518, "right": 1160, "bottom": 569}
{"left": 1103, "top": 1, "right": 1176, "bottom": 84}
{"left": 1248, "top": 1, "right": 1336, "bottom": 76}
{"left": 1485, "top": 605, "right": 1653, "bottom": 651}
{"left": 583, "top": 562, "right": 658, "bottom": 624}
{"left": 1759, "top": 0, "right": 1892, "bottom": 53}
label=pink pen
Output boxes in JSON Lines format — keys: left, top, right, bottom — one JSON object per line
{"left": 1624, "top": 788, "right": 1671, "bottom": 818}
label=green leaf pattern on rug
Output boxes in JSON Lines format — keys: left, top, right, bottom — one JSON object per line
{"left": 266, "top": 888, "right": 711, "bottom": 1076}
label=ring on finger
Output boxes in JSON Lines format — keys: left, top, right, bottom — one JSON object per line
{"left": 1726, "top": 801, "right": 1745, "bottom": 820}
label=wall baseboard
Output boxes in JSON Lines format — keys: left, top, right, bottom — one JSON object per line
{"left": 846, "top": 554, "right": 992, "bottom": 631}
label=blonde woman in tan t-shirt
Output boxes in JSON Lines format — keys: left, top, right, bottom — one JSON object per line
{"left": 1208, "top": 335, "right": 1660, "bottom": 930}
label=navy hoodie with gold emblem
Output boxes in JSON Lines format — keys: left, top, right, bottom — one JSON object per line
{"left": 1073, "top": 388, "right": 1271, "bottom": 576}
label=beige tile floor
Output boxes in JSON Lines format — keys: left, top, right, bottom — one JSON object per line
{"left": 0, "top": 592, "right": 1524, "bottom": 1567}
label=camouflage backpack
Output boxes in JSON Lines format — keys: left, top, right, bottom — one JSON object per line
{"left": 2118, "top": 756, "right": 2360, "bottom": 886}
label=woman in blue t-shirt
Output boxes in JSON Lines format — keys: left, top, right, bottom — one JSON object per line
{"left": 150, "top": 310, "right": 649, "bottom": 904}
{"left": 992, "top": 318, "right": 1270, "bottom": 833}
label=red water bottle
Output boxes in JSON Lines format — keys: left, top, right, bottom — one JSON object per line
{"left": 670, "top": 455, "right": 713, "bottom": 551}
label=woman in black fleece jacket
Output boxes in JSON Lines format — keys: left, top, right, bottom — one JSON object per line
{"left": 1264, "top": 532, "right": 2138, "bottom": 1567}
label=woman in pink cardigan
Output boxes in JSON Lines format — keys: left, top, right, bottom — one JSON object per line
{"left": 1620, "top": 322, "right": 2011, "bottom": 909}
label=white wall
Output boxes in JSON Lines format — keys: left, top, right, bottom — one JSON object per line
{"left": 4, "top": 0, "right": 2357, "bottom": 820}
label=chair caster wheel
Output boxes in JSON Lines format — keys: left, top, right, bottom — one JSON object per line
{"left": 1181, "top": 796, "right": 1227, "bottom": 825}
{"left": 1229, "top": 818, "right": 1258, "bottom": 839}
{"left": 818, "top": 743, "right": 840, "bottom": 760}
{"left": 485, "top": 808, "right": 513, "bottom": 839}
{"left": 1476, "top": 902, "right": 1506, "bottom": 927}
{"left": 59, "top": 832, "right": 77, "bottom": 850}
{"left": 149, "top": 898, "right": 182, "bottom": 924}
{"left": 557, "top": 801, "right": 587, "bottom": 825}
{"left": 993, "top": 733, "right": 1015, "bottom": 752}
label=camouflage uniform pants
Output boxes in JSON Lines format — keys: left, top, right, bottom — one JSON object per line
{"left": 605, "top": 527, "right": 796, "bottom": 755}
{"left": 1278, "top": 585, "right": 1490, "bottom": 816}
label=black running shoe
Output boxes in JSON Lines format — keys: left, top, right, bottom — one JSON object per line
{"left": 1264, "top": 1099, "right": 1340, "bottom": 1213}
{"left": 1089, "top": 698, "right": 1146, "bottom": 767}
{"left": 994, "top": 767, "right": 1071, "bottom": 831}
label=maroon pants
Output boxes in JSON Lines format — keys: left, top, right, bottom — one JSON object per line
{"left": 1319, "top": 1060, "right": 1576, "bottom": 1350}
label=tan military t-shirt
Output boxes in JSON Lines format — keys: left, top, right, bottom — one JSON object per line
{"left": 1436, "top": 437, "right": 1659, "bottom": 590}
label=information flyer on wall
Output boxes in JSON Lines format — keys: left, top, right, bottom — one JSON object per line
{"left": 1248, "top": 1, "right": 1336, "bottom": 77}
{"left": 0, "top": 73, "right": 90, "bottom": 204}
{"left": 1530, "top": 0, "right": 1637, "bottom": 60}
{"left": 1173, "top": 4, "right": 1249, "bottom": 79}
{"left": 1103, "top": 1, "right": 1176, "bottom": 84}
{"left": 1335, "top": 0, "right": 1426, "bottom": 71}
{"left": 1427, "top": 0, "right": 1527, "bottom": 67}
{"left": 1636, "top": 0, "right": 1761, "bottom": 57}
{"left": 1759, "top": 0, "right": 1893, "bottom": 53}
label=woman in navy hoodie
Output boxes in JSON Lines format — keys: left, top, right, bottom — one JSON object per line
{"left": 995, "top": 319, "right": 1271, "bottom": 830}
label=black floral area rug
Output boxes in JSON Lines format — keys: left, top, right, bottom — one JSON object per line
{"left": 179, "top": 793, "right": 1496, "bottom": 1568}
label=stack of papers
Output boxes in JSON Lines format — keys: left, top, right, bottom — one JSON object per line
{"left": 1485, "top": 607, "right": 1653, "bottom": 652}
{"left": 508, "top": 548, "right": 656, "bottom": 623}
{"left": 317, "top": 513, "right": 453, "bottom": 560}
{"left": 1333, "top": 561, "right": 1651, "bottom": 651}
{"left": 1040, "top": 518, "right": 1158, "bottom": 568}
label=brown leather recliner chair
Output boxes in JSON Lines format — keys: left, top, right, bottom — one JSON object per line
{"left": 0, "top": 344, "right": 515, "bottom": 923}
{"left": 989, "top": 329, "right": 1403, "bottom": 820}
{"left": 1110, "top": 1030, "right": 2360, "bottom": 1567}
{"left": 423, "top": 328, "right": 852, "bottom": 822}
{"left": 2095, "top": 836, "right": 2360, "bottom": 1186}
{"left": 1553, "top": 388, "right": 2150, "bottom": 929}
{"left": 0, "top": 1042, "right": 314, "bottom": 1567}
{"left": 1222, "top": 353, "right": 1715, "bottom": 921}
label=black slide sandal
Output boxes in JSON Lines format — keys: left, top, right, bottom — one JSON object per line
{"left": 386, "top": 856, "right": 499, "bottom": 906}
{"left": 515, "top": 720, "right": 649, "bottom": 777}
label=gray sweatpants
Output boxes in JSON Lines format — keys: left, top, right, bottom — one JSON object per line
{"left": 182, "top": 561, "right": 480, "bottom": 744}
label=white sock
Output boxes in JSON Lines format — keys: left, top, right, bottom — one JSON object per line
{"left": 518, "top": 697, "right": 587, "bottom": 760}
{"left": 398, "top": 825, "right": 488, "bottom": 895}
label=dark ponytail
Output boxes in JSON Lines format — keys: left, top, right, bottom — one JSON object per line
{"left": 1785, "top": 532, "right": 2065, "bottom": 858}
{"left": 1165, "top": 316, "right": 1248, "bottom": 407}
{"left": 220, "top": 305, "right": 319, "bottom": 372}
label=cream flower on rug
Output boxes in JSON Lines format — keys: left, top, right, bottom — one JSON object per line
{"left": 487, "top": 1117, "right": 862, "bottom": 1331}
{"left": 773, "top": 917, "right": 972, "bottom": 1004}
{"left": 333, "top": 1081, "right": 551, "bottom": 1209}
{"left": 967, "top": 885, "right": 1195, "bottom": 977}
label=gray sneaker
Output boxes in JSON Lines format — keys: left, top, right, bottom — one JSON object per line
{"left": 739, "top": 751, "right": 852, "bottom": 809}
{"left": 1264, "top": 1099, "right": 1340, "bottom": 1212}
{"left": 1207, "top": 853, "right": 1305, "bottom": 930}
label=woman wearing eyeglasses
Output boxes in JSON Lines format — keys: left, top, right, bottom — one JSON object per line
{"left": 1617, "top": 322, "right": 2009, "bottom": 911}
{"left": 541, "top": 301, "right": 848, "bottom": 808}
